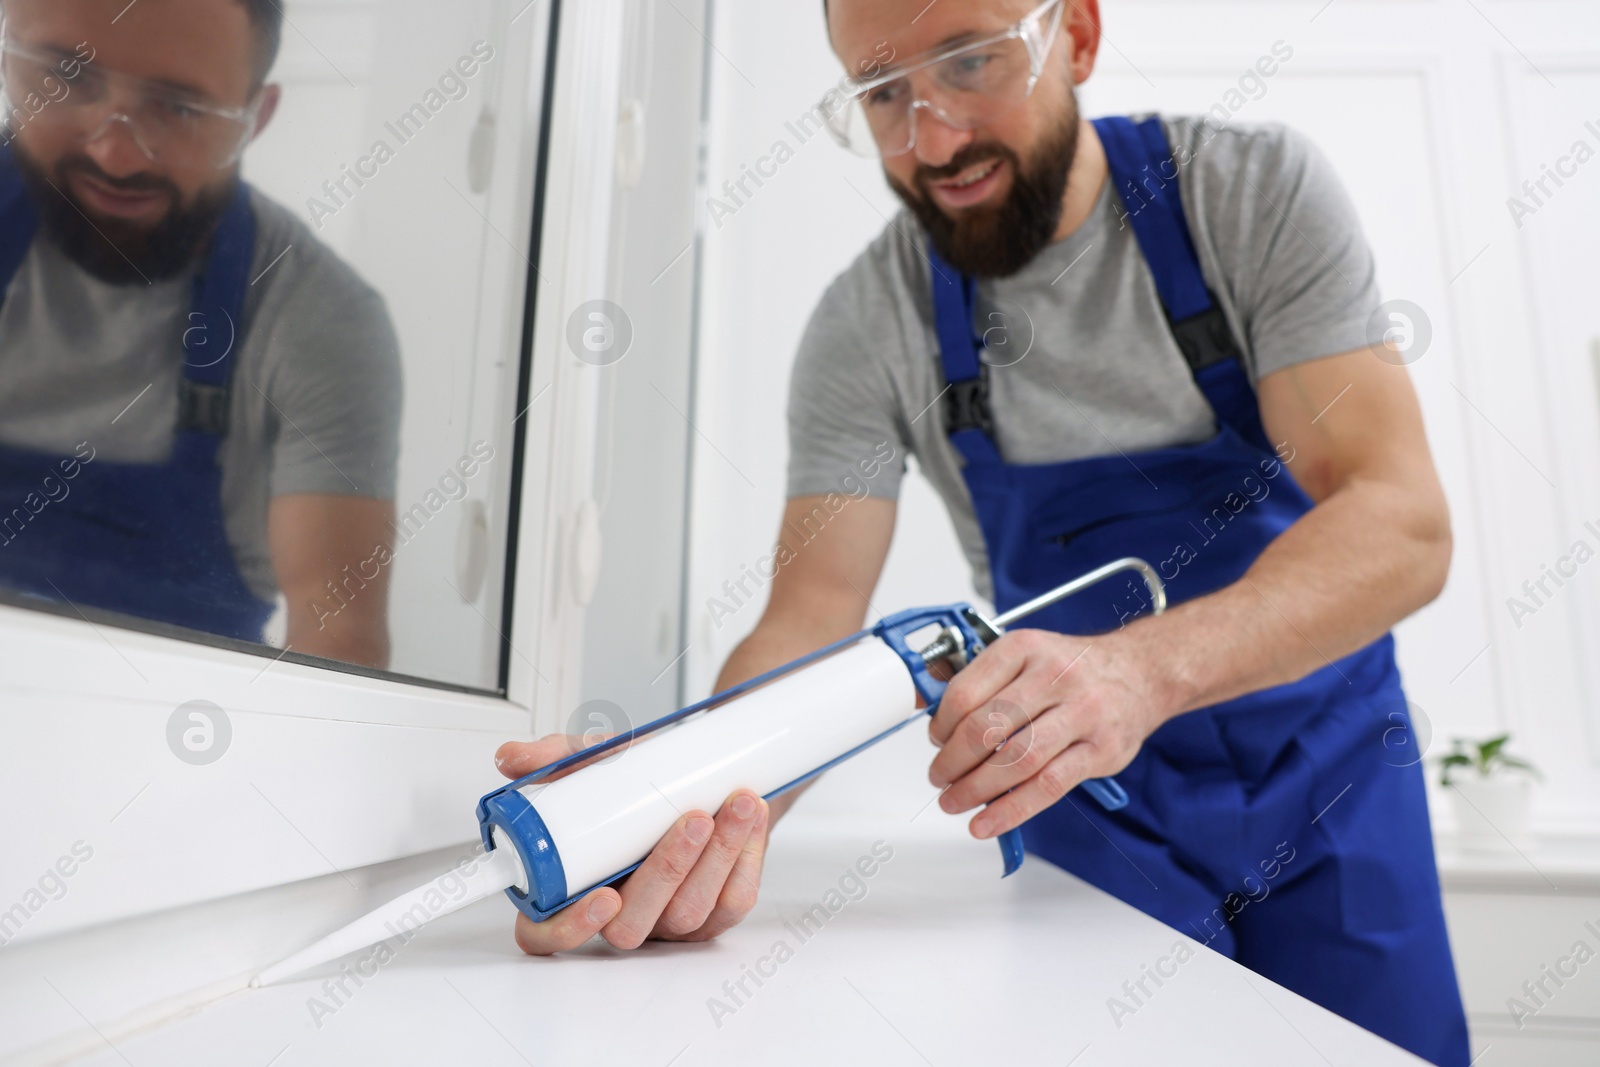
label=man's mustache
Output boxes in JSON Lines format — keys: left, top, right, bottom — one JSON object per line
{"left": 56, "top": 156, "right": 179, "bottom": 199}
{"left": 912, "top": 144, "right": 1016, "bottom": 195}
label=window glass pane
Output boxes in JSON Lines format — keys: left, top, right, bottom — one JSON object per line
{"left": 0, "top": 0, "right": 545, "bottom": 690}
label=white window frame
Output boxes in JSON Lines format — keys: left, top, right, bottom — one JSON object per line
{"left": 0, "top": 0, "right": 638, "bottom": 945}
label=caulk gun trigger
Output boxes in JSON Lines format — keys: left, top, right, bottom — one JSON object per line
{"left": 997, "top": 827, "right": 1025, "bottom": 877}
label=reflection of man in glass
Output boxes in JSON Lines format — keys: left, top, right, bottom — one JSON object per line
{"left": 0, "top": 0, "right": 402, "bottom": 666}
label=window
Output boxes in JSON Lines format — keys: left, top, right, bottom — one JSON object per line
{"left": 0, "top": 0, "right": 705, "bottom": 942}
{"left": 2, "top": 0, "right": 536, "bottom": 691}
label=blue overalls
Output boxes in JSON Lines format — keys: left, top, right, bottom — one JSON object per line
{"left": 0, "top": 145, "right": 275, "bottom": 641}
{"left": 929, "top": 117, "right": 1470, "bottom": 1066}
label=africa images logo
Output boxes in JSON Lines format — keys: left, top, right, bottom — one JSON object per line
{"left": 166, "top": 700, "right": 232, "bottom": 765}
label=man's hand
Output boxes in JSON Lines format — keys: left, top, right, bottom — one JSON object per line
{"left": 926, "top": 346, "right": 1452, "bottom": 843}
{"left": 927, "top": 627, "right": 1170, "bottom": 839}
{"left": 494, "top": 735, "right": 770, "bottom": 956}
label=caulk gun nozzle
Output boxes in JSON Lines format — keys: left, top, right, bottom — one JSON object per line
{"left": 250, "top": 846, "right": 523, "bottom": 988}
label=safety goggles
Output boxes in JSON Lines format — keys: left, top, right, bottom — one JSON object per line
{"left": 821, "top": 0, "right": 1065, "bottom": 158}
{"left": 0, "top": 38, "right": 259, "bottom": 170}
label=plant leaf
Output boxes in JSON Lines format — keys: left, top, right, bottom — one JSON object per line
{"left": 1438, "top": 753, "right": 1473, "bottom": 786}
{"left": 1497, "top": 754, "right": 1544, "bottom": 781}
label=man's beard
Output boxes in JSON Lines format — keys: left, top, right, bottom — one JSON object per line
{"left": 12, "top": 146, "right": 234, "bottom": 285}
{"left": 887, "top": 111, "right": 1079, "bottom": 279}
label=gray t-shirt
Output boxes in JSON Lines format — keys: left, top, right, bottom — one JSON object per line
{"left": 787, "top": 116, "right": 1381, "bottom": 599}
{"left": 0, "top": 187, "right": 402, "bottom": 601}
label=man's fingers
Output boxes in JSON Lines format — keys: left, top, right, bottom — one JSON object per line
{"left": 494, "top": 733, "right": 618, "bottom": 781}
{"left": 702, "top": 799, "right": 771, "bottom": 937}
{"left": 936, "top": 702, "right": 1081, "bottom": 813}
{"left": 930, "top": 633, "right": 1029, "bottom": 744}
{"left": 512, "top": 887, "right": 622, "bottom": 956}
{"left": 600, "top": 811, "right": 714, "bottom": 949}
{"left": 654, "top": 792, "right": 769, "bottom": 941}
{"left": 494, "top": 736, "right": 579, "bottom": 779}
{"left": 966, "top": 743, "right": 1099, "bottom": 839}
{"left": 927, "top": 685, "right": 1050, "bottom": 790}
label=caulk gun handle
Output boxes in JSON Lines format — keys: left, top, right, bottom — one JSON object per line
{"left": 997, "top": 827, "right": 1025, "bottom": 876}
{"left": 1082, "top": 777, "right": 1129, "bottom": 811}
{"left": 995, "top": 777, "right": 1127, "bottom": 877}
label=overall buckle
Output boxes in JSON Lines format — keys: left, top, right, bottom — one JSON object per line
{"left": 177, "top": 380, "right": 230, "bottom": 435}
{"left": 944, "top": 371, "right": 994, "bottom": 437}
{"left": 1169, "top": 305, "right": 1241, "bottom": 373}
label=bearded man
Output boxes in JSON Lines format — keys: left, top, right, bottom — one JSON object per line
{"left": 500, "top": 4, "right": 1467, "bottom": 1064}
{"left": 0, "top": 0, "right": 401, "bottom": 665}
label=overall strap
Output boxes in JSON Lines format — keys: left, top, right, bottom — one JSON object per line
{"left": 1091, "top": 115, "right": 1273, "bottom": 453}
{"left": 176, "top": 180, "right": 255, "bottom": 440}
{"left": 0, "top": 143, "right": 40, "bottom": 303}
{"left": 928, "top": 245, "right": 1004, "bottom": 465}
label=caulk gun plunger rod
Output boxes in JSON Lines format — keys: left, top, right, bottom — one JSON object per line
{"left": 914, "top": 557, "right": 1166, "bottom": 666}
{"left": 991, "top": 557, "right": 1166, "bottom": 629}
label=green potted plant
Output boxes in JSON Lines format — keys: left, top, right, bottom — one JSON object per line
{"left": 1439, "top": 734, "right": 1541, "bottom": 851}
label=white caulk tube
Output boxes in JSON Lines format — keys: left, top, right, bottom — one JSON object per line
{"left": 482, "top": 639, "right": 916, "bottom": 917}
{"left": 253, "top": 559, "right": 1162, "bottom": 987}
{"left": 254, "top": 640, "right": 914, "bottom": 988}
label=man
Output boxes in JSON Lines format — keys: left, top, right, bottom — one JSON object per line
{"left": 0, "top": 0, "right": 400, "bottom": 666}
{"left": 498, "top": 2, "right": 1468, "bottom": 1063}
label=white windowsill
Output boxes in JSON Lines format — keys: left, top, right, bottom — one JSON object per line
{"left": 1435, "top": 829, "right": 1600, "bottom": 892}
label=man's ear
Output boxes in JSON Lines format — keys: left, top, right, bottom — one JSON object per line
{"left": 251, "top": 83, "right": 282, "bottom": 141}
{"left": 1063, "top": 0, "right": 1101, "bottom": 85}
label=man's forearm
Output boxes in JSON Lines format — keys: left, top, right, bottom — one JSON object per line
{"left": 270, "top": 495, "right": 396, "bottom": 668}
{"left": 287, "top": 597, "right": 391, "bottom": 667}
{"left": 713, "top": 625, "right": 821, "bottom": 694}
{"left": 709, "top": 497, "right": 898, "bottom": 822}
{"left": 1131, "top": 476, "right": 1450, "bottom": 724}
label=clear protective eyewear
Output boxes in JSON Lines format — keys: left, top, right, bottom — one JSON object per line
{"left": 0, "top": 38, "right": 259, "bottom": 170}
{"left": 821, "top": 0, "right": 1065, "bottom": 158}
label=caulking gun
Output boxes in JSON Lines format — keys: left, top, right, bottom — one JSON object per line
{"left": 255, "top": 556, "right": 1166, "bottom": 986}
